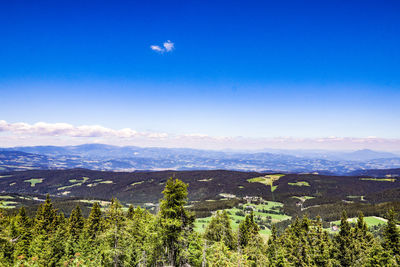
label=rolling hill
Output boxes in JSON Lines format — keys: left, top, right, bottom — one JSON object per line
{"left": 2, "top": 168, "right": 400, "bottom": 221}
{"left": 1, "top": 144, "right": 400, "bottom": 174}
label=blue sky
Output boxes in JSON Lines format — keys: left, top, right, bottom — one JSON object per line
{"left": 1, "top": 1, "right": 399, "bottom": 149}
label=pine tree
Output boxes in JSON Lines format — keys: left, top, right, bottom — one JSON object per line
{"left": 46, "top": 221, "right": 68, "bottom": 266}
{"left": 206, "top": 241, "right": 248, "bottom": 267}
{"left": 33, "top": 194, "right": 57, "bottom": 234}
{"left": 61, "top": 205, "right": 85, "bottom": 260}
{"left": 238, "top": 211, "right": 259, "bottom": 248}
{"left": 29, "top": 194, "right": 59, "bottom": 264}
{"left": 355, "top": 212, "right": 368, "bottom": 238}
{"left": 126, "top": 204, "right": 135, "bottom": 219}
{"left": 335, "top": 210, "right": 354, "bottom": 266}
{"left": 158, "top": 177, "right": 194, "bottom": 266}
{"left": 311, "top": 216, "right": 333, "bottom": 266}
{"left": 365, "top": 240, "right": 396, "bottom": 266}
{"left": 243, "top": 234, "right": 268, "bottom": 266}
{"left": 99, "top": 198, "right": 127, "bottom": 267}
{"left": 67, "top": 205, "right": 85, "bottom": 240}
{"left": 383, "top": 209, "right": 400, "bottom": 256}
{"left": 73, "top": 202, "right": 103, "bottom": 265}
{"left": 13, "top": 207, "right": 31, "bottom": 260}
{"left": 123, "top": 206, "right": 153, "bottom": 266}
{"left": 0, "top": 207, "right": 13, "bottom": 266}
{"left": 85, "top": 202, "right": 103, "bottom": 240}
{"left": 204, "top": 210, "right": 236, "bottom": 249}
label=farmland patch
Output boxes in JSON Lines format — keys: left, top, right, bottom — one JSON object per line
{"left": 288, "top": 181, "right": 310, "bottom": 187}
{"left": 24, "top": 178, "right": 43, "bottom": 187}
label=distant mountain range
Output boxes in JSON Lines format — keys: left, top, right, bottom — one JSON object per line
{"left": 1, "top": 144, "right": 400, "bottom": 174}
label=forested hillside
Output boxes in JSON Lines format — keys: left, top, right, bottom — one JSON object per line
{"left": 2, "top": 169, "right": 400, "bottom": 223}
{"left": 1, "top": 177, "right": 400, "bottom": 266}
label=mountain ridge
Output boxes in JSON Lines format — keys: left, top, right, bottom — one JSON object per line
{"left": 1, "top": 144, "right": 400, "bottom": 175}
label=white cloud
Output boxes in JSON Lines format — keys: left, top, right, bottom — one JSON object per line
{"left": 1, "top": 120, "right": 400, "bottom": 151}
{"left": 150, "top": 40, "right": 174, "bottom": 53}
{"left": 0, "top": 120, "right": 165, "bottom": 139}
{"left": 163, "top": 40, "right": 174, "bottom": 52}
{"left": 150, "top": 45, "right": 164, "bottom": 52}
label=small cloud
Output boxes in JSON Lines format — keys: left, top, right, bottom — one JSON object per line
{"left": 150, "top": 40, "right": 174, "bottom": 53}
{"left": 150, "top": 45, "right": 163, "bottom": 52}
{"left": 163, "top": 40, "right": 174, "bottom": 52}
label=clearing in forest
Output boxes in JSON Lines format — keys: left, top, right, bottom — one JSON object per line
{"left": 360, "top": 178, "right": 396, "bottom": 182}
{"left": 288, "top": 181, "right": 310, "bottom": 187}
{"left": 24, "top": 178, "right": 44, "bottom": 187}
{"left": 247, "top": 174, "right": 285, "bottom": 192}
{"left": 292, "top": 196, "right": 315, "bottom": 202}
{"left": 194, "top": 201, "right": 291, "bottom": 237}
{"left": 330, "top": 216, "right": 388, "bottom": 228}
{"left": 58, "top": 177, "right": 90, "bottom": 190}
{"left": 0, "top": 201, "right": 18, "bottom": 209}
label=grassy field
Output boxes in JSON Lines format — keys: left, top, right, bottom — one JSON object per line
{"left": 131, "top": 181, "right": 145, "bottom": 186}
{"left": 99, "top": 180, "right": 113, "bottom": 184}
{"left": 360, "top": 178, "right": 396, "bottom": 182}
{"left": 288, "top": 181, "right": 310, "bottom": 187}
{"left": 292, "top": 196, "right": 315, "bottom": 201}
{"left": 323, "top": 216, "right": 389, "bottom": 234}
{"left": 198, "top": 178, "right": 213, "bottom": 182}
{"left": 69, "top": 177, "right": 89, "bottom": 183}
{"left": 247, "top": 174, "right": 285, "bottom": 192}
{"left": 86, "top": 179, "right": 113, "bottom": 187}
{"left": 58, "top": 183, "right": 84, "bottom": 190}
{"left": 330, "top": 216, "right": 387, "bottom": 227}
{"left": 0, "top": 195, "right": 14, "bottom": 199}
{"left": 58, "top": 177, "right": 92, "bottom": 190}
{"left": 347, "top": 195, "right": 365, "bottom": 201}
{"left": 24, "top": 178, "right": 43, "bottom": 187}
{"left": 0, "top": 201, "right": 18, "bottom": 209}
{"left": 194, "top": 201, "right": 291, "bottom": 236}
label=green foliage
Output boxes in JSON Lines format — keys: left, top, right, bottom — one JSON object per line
{"left": 204, "top": 210, "right": 236, "bottom": 249}
{"left": 12, "top": 207, "right": 31, "bottom": 261}
{"left": 238, "top": 212, "right": 259, "bottom": 248}
{"left": 206, "top": 241, "right": 248, "bottom": 267}
{"left": 2, "top": 178, "right": 400, "bottom": 266}
{"left": 383, "top": 209, "right": 400, "bottom": 255}
{"left": 157, "top": 177, "right": 196, "bottom": 266}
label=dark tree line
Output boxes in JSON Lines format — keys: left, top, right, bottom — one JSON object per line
{"left": 1, "top": 178, "right": 400, "bottom": 266}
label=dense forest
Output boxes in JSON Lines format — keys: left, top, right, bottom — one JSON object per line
{"left": 1, "top": 178, "right": 400, "bottom": 266}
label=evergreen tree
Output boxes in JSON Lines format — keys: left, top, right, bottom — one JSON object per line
{"left": 0, "top": 207, "right": 13, "bottom": 266}
{"left": 123, "top": 206, "right": 153, "bottom": 266}
{"left": 335, "top": 210, "right": 354, "bottom": 266}
{"left": 383, "top": 209, "right": 400, "bottom": 256}
{"left": 266, "top": 224, "right": 278, "bottom": 263}
{"left": 238, "top": 211, "right": 259, "bottom": 249}
{"left": 99, "top": 198, "right": 126, "bottom": 266}
{"left": 126, "top": 204, "right": 135, "bottom": 219}
{"left": 158, "top": 177, "right": 194, "bottom": 266}
{"left": 351, "top": 212, "right": 376, "bottom": 265}
{"left": 204, "top": 210, "right": 236, "bottom": 249}
{"left": 63, "top": 205, "right": 85, "bottom": 259}
{"left": 206, "top": 241, "right": 248, "bottom": 267}
{"left": 310, "top": 216, "right": 333, "bottom": 266}
{"left": 67, "top": 205, "right": 85, "bottom": 240}
{"left": 84, "top": 202, "right": 103, "bottom": 240}
{"left": 243, "top": 234, "right": 268, "bottom": 266}
{"left": 29, "top": 194, "right": 59, "bottom": 264}
{"left": 13, "top": 207, "right": 31, "bottom": 260}
{"left": 46, "top": 221, "right": 68, "bottom": 266}
{"left": 33, "top": 194, "right": 57, "bottom": 234}
{"left": 365, "top": 240, "right": 397, "bottom": 266}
